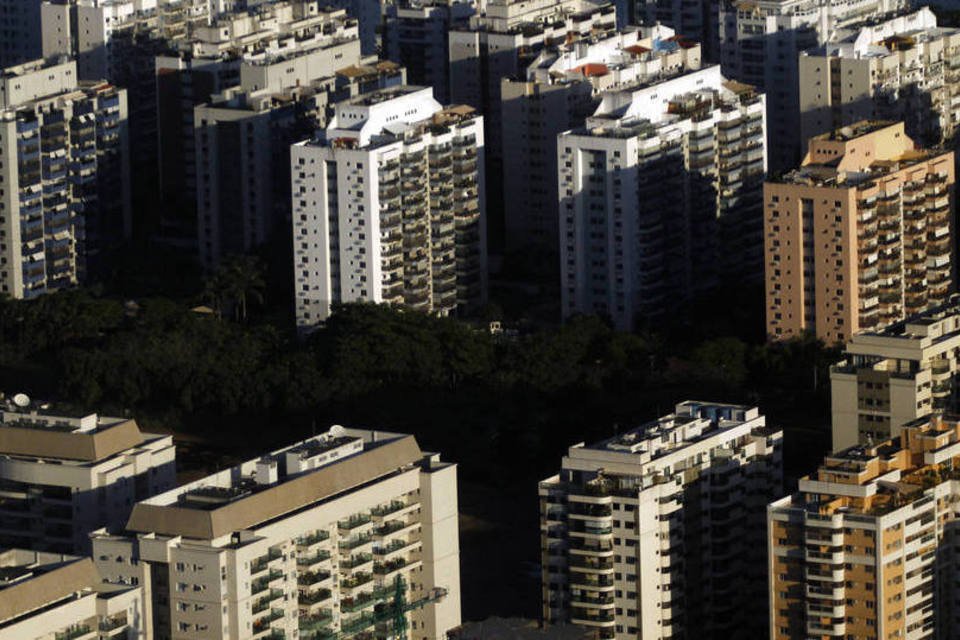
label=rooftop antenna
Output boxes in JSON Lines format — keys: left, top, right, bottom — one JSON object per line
{"left": 12, "top": 393, "right": 30, "bottom": 409}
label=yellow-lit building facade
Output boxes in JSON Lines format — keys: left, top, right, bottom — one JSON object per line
{"left": 764, "top": 121, "right": 954, "bottom": 345}
{"left": 769, "top": 414, "right": 960, "bottom": 639}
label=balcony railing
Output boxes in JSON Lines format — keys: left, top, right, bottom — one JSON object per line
{"left": 338, "top": 514, "right": 372, "bottom": 531}
{"left": 298, "top": 588, "right": 332, "bottom": 605}
{"left": 374, "top": 558, "right": 407, "bottom": 575}
{"left": 342, "top": 553, "right": 373, "bottom": 569}
{"left": 297, "top": 551, "right": 332, "bottom": 566}
{"left": 298, "top": 571, "right": 331, "bottom": 586}
{"left": 56, "top": 626, "right": 92, "bottom": 640}
{"left": 371, "top": 500, "right": 407, "bottom": 517}
{"left": 375, "top": 520, "right": 406, "bottom": 536}
{"left": 339, "top": 532, "right": 373, "bottom": 550}
{"left": 341, "top": 572, "right": 373, "bottom": 589}
{"left": 297, "top": 531, "right": 330, "bottom": 547}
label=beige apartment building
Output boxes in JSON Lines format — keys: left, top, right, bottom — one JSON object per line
{"left": 0, "top": 400, "right": 175, "bottom": 554}
{"left": 0, "top": 548, "right": 146, "bottom": 640}
{"left": 540, "top": 401, "right": 783, "bottom": 640}
{"left": 830, "top": 299, "right": 960, "bottom": 450}
{"left": 764, "top": 120, "right": 955, "bottom": 345}
{"left": 799, "top": 8, "right": 960, "bottom": 151}
{"left": 767, "top": 413, "right": 960, "bottom": 639}
{"left": 93, "top": 427, "right": 460, "bottom": 640}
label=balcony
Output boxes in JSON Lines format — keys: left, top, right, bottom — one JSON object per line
{"left": 373, "top": 557, "right": 407, "bottom": 576}
{"left": 570, "top": 612, "right": 615, "bottom": 626}
{"left": 252, "top": 571, "right": 283, "bottom": 594}
{"left": 339, "top": 514, "right": 372, "bottom": 531}
{"left": 374, "top": 520, "right": 408, "bottom": 537}
{"left": 297, "top": 551, "right": 332, "bottom": 566}
{"left": 570, "top": 593, "right": 615, "bottom": 606}
{"left": 371, "top": 500, "right": 409, "bottom": 518}
{"left": 374, "top": 539, "right": 415, "bottom": 557}
{"left": 341, "top": 586, "right": 392, "bottom": 612}
{"left": 299, "top": 611, "right": 333, "bottom": 635}
{"left": 55, "top": 626, "right": 94, "bottom": 640}
{"left": 298, "top": 571, "right": 332, "bottom": 586}
{"left": 340, "top": 612, "right": 379, "bottom": 636}
{"left": 568, "top": 556, "right": 614, "bottom": 571}
{"left": 341, "top": 553, "right": 373, "bottom": 570}
{"left": 339, "top": 533, "right": 373, "bottom": 550}
{"left": 299, "top": 588, "right": 332, "bottom": 605}
{"left": 341, "top": 572, "right": 373, "bottom": 590}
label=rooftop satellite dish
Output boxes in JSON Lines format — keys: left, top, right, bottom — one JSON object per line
{"left": 328, "top": 425, "right": 346, "bottom": 438}
{"left": 12, "top": 393, "right": 30, "bottom": 408}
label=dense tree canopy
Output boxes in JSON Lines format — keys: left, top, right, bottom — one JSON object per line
{"left": 0, "top": 290, "right": 837, "bottom": 484}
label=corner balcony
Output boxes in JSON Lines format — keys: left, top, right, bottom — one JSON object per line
{"left": 806, "top": 583, "right": 844, "bottom": 600}
{"left": 55, "top": 626, "right": 95, "bottom": 640}
{"left": 804, "top": 549, "right": 844, "bottom": 564}
{"left": 297, "top": 531, "right": 331, "bottom": 548}
{"left": 569, "top": 610, "right": 615, "bottom": 627}
{"left": 807, "top": 618, "right": 845, "bottom": 636}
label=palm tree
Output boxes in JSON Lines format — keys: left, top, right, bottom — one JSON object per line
{"left": 206, "top": 255, "right": 265, "bottom": 322}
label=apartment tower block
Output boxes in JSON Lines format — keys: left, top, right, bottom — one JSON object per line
{"left": 540, "top": 401, "right": 783, "bottom": 640}
{"left": 768, "top": 413, "right": 960, "bottom": 639}
{"left": 764, "top": 120, "right": 954, "bottom": 345}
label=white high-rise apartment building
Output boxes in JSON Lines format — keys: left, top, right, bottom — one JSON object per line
{"left": 195, "top": 60, "right": 404, "bottom": 270}
{"left": 92, "top": 427, "right": 461, "bottom": 640}
{"left": 799, "top": 8, "right": 960, "bottom": 149}
{"left": 0, "top": 58, "right": 129, "bottom": 299}
{"left": 291, "top": 85, "right": 486, "bottom": 329}
{"left": 719, "top": 0, "right": 908, "bottom": 172}
{"left": 540, "top": 401, "right": 783, "bottom": 640}
{"left": 0, "top": 549, "right": 147, "bottom": 640}
{"left": 830, "top": 299, "right": 960, "bottom": 450}
{"left": 558, "top": 65, "right": 766, "bottom": 330}
{"left": 0, "top": 399, "right": 175, "bottom": 554}
{"left": 501, "top": 24, "right": 701, "bottom": 256}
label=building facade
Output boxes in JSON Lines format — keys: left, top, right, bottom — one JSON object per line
{"left": 501, "top": 25, "right": 701, "bottom": 257}
{"left": 800, "top": 8, "right": 960, "bottom": 151}
{"left": 768, "top": 413, "right": 960, "bottom": 639}
{"left": 156, "top": 1, "right": 363, "bottom": 245}
{"left": 540, "top": 401, "right": 783, "bottom": 640}
{"left": 41, "top": 0, "right": 222, "bottom": 234}
{"left": 0, "top": 400, "right": 175, "bottom": 554}
{"left": 0, "top": 58, "right": 129, "bottom": 299}
{"left": 449, "top": 0, "right": 616, "bottom": 248}
{"left": 764, "top": 120, "right": 955, "bottom": 345}
{"left": 196, "top": 61, "right": 404, "bottom": 270}
{"left": 719, "top": 0, "right": 908, "bottom": 173}
{"left": 558, "top": 65, "right": 766, "bottom": 330}
{"left": 830, "top": 299, "right": 960, "bottom": 450}
{"left": 93, "top": 427, "right": 461, "bottom": 640}
{"left": 0, "top": 549, "right": 146, "bottom": 640}
{"left": 383, "top": 0, "right": 475, "bottom": 104}
{"left": 0, "top": 0, "right": 43, "bottom": 69}
{"left": 291, "top": 85, "right": 486, "bottom": 330}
